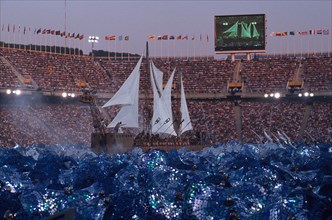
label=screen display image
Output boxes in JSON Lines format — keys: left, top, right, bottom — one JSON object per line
{"left": 215, "top": 14, "right": 266, "bottom": 53}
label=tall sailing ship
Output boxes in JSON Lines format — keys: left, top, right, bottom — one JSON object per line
{"left": 92, "top": 56, "right": 194, "bottom": 153}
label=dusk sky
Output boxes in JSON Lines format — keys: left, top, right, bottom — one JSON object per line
{"left": 0, "top": 0, "right": 331, "bottom": 57}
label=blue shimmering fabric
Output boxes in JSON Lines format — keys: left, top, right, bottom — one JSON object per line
{"left": 0, "top": 143, "right": 331, "bottom": 219}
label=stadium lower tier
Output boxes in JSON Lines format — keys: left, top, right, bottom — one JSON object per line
{"left": 0, "top": 94, "right": 331, "bottom": 147}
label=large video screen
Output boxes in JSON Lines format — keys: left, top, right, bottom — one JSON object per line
{"left": 215, "top": 14, "right": 266, "bottom": 53}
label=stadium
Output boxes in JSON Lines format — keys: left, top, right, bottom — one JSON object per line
{"left": 0, "top": 1, "right": 331, "bottom": 219}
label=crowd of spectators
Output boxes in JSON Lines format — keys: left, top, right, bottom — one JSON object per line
{"left": 305, "top": 102, "right": 332, "bottom": 143}
{"left": 241, "top": 100, "right": 306, "bottom": 143}
{"left": 0, "top": 56, "right": 23, "bottom": 89}
{"left": 0, "top": 48, "right": 331, "bottom": 147}
{"left": 0, "top": 100, "right": 93, "bottom": 147}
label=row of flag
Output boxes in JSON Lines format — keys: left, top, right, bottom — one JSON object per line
{"left": 105, "top": 35, "right": 129, "bottom": 41}
{"left": 1, "top": 24, "right": 84, "bottom": 40}
{"left": 270, "top": 29, "right": 330, "bottom": 37}
{"left": 148, "top": 34, "right": 209, "bottom": 42}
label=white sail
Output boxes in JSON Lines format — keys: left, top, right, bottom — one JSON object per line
{"left": 252, "top": 24, "right": 260, "bottom": 39}
{"left": 102, "top": 56, "right": 143, "bottom": 128}
{"left": 150, "top": 61, "right": 164, "bottom": 95}
{"left": 223, "top": 21, "right": 238, "bottom": 38}
{"left": 241, "top": 22, "right": 252, "bottom": 38}
{"left": 150, "top": 63, "right": 176, "bottom": 136}
{"left": 179, "top": 74, "right": 193, "bottom": 135}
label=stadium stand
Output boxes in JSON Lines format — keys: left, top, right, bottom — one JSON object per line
{"left": 0, "top": 48, "right": 331, "bottom": 146}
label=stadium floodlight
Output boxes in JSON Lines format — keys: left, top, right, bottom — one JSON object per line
{"left": 274, "top": 92, "right": 280, "bottom": 99}
{"left": 67, "top": 93, "right": 75, "bottom": 98}
{"left": 264, "top": 94, "right": 269, "bottom": 98}
{"left": 309, "top": 93, "right": 314, "bottom": 97}
{"left": 298, "top": 93, "right": 302, "bottom": 97}
{"left": 304, "top": 92, "right": 309, "bottom": 97}
{"left": 88, "top": 36, "right": 99, "bottom": 57}
{"left": 15, "top": 89, "right": 21, "bottom": 95}
{"left": 6, "top": 89, "right": 11, "bottom": 94}
{"left": 270, "top": 93, "right": 274, "bottom": 97}
{"left": 62, "top": 92, "right": 68, "bottom": 98}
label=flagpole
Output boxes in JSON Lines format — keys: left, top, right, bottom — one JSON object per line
{"left": 307, "top": 36, "right": 309, "bottom": 57}
{"left": 18, "top": 27, "right": 21, "bottom": 49}
{"left": 115, "top": 40, "right": 117, "bottom": 60}
{"left": 154, "top": 40, "right": 156, "bottom": 59}
{"left": 279, "top": 36, "right": 282, "bottom": 58}
{"left": 173, "top": 40, "right": 175, "bottom": 59}
{"left": 193, "top": 37, "right": 196, "bottom": 61}
{"left": 167, "top": 38, "right": 169, "bottom": 61}
{"left": 127, "top": 37, "right": 129, "bottom": 61}
{"left": 320, "top": 33, "right": 323, "bottom": 55}
{"left": 186, "top": 39, "right": 189, "bottom": 60}
{"left": 121, "top": 38, "right": 123, "bottom": 60}
{"left": 0, "top": 24, "right": 5, "bottom": 47}
{"left": 286, "top": 35, "right": 289, "bottom": 57}
{"left": 108, "top": 40, "right": 110, "bottom": 60}
{"left": 327, "top": 31, "right": 331, "bottom": 57}
{"left": 49, "top": 33, "right": 51, "bottom": 54}
{"left": 14, "top": 27, "right": 16, "bottom": 50}
{"left": 300, "top": 35, "right": 302, "bottom": 58}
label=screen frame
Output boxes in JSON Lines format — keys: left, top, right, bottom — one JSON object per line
{"left": 214, "top": 14, "right": 266, "bottom": 54}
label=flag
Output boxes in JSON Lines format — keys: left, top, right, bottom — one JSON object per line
{"left": 18, "top": 25, "right": 20, "bottom": 33}
{"left": 200, "top": 34, "right": 202, "bottom": 41}
{"left": 149, "top": 35, "right": 155, "bottom": 40}
{"left": 162, "top": 35, "right": 168, "bottom": 40}
{"left": 65, "top": 32, "right": 71, "bottom": 38}
{"left": 206, "top": 34, "right": 209, "bottom": 42}
{"left": 75, "top": 33, "right": 80, "bottom": 39}
{"left": 182, "top": 35, "right": 188, "bottom": 40}
{"left": 1, "top": 24, "right": 4, "bottom": 31}
{"left": 71, "top": 33, "right": 75, "bottom": 38}
{"left": 323, "top": 29, "right": 329, "bottom": 35}
{"left": 191, "top": 35, "right": 195, "bottom": 40}
{"left": 316, "top": 30, "right": 322, "bottom": 34}
{"left": 270, "top": 32, "right": 275, "bottom": 36}
{"left": 105, "top": 35, "right": 116, "bottom": 40}
{"left": 23, "top": 26, "right": 26, "bottom": 34}
{"left": 50, "top": 30, "right": 55, "bottom": 35}
{"left": 289, "top": 31, "right": 295, "bottom": 35}
{"left": 55, "top": 30, "right": 61, "bottom": 35}
{"left": 60, "top": 31, "right": 65, "bottom": 37}
{"left": 298, "top": 31, "right": 308, "bottom": 36}
{"left": 118, "top": 35, "right": 123, "bottom": 40}
{"left": 309, "top": 30, "right": 316, "bottom": 35}
{"left": 275, "top": 32, "right": 287, "bottom": 36}
{"left": 177, "top": 35, "right": 181, "bottom": 40}
{"left": 79, "top": 34, "right": 84, "bottom": 40}
{"left": 124, "top": 35, "right": 129, "bottom": 40}
{"left": 36, "top": 28, "right": 42, "bottom": 34}
{"left": 8, "top": 24, "right": 10, "bottom": 32}
{"left": 157, "top": 35, "right": 162, "bottom": 40}
{"left": 169, "top": 35, "right": 175, "bottom": 40}
{"left": 13, "top": 24, "right": 15, "bottom": 33}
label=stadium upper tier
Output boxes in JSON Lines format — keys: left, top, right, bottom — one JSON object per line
{"left": 0, "top": 48, "right": 331, "bottom": 96}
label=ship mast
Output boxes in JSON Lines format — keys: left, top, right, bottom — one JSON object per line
{"left": 143, "top": 41, "right": 150, "bottom": 133}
